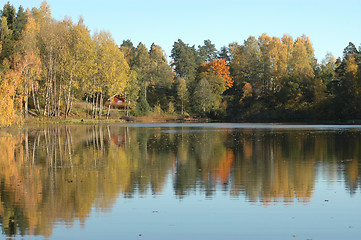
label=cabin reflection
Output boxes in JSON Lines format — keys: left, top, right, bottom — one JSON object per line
{"left": 0, "top": 126, "right": 361, "bottom": 237}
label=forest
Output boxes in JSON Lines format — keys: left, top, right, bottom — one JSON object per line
{"left": 1, "top": 1, "right": 361, "bottom": 126}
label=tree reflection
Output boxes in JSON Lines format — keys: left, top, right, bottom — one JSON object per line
{"left": 0, "top": 125, "right": 360, "bottom": 237}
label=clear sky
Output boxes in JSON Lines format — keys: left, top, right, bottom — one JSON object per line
{"left": 8, "top": 0, "right": 361, "bottom": 61}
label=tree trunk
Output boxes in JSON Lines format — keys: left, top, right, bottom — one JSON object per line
{"left": 25, "top": 129, "right": 29, "bottom": 162}
{"left": 68, "top": 94, "right": 73, "bottom": 116}
{"left": 91, "top": 94, "right": 95, "bottom": 118}
{"left": 24, "top": 83, "right": 28, "bottom": 119}
{"left": 106, "top": 103, "right": 111, "bottom": 119}
{"left": 53, "top": 72, "right": 57, "bottom": 117}
{"left": 85, "top": 94, "right": 89, "bottom": 118}
{"left": 35, "top": 87, "right": 41, "bottom": 116}
{"left": 95, "top": 93, "right": 99, "bottom": 118}
{"left": 99, "top": 92, "right": 103, "bottom": 119}
{"left": 49, "top": 80, "right": 53, "bottom": 117}
{"left": 127, "top": 100, "right": 129, "bottom": 117}
{"left": 125, "top": 93, "right": 129, "bottom": 117}
{"left": 181, "top": 98, "right": 184, "bottom": 115}
{"left": 31, "top": 81, "right": 39, "bottom": 115}
{"left": 65, "top": 72, "right": 72, "bottom": 119}
{"left": 144, "top": 83, "right": 147, "bottom": 102}
{"left": 44, "top": 79, "right": 49, "bottom": 117}
{"left": 57, "top": 80, "right": 62, "bottom": 118}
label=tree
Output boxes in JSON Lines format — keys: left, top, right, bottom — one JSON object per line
{"left": 93, "top": 31, "right": 129, "bottom": 118}
{"left": 0, "top": 62, "right": 23, "bottom": 126}
{"left": 197, "top": 71, "right": 225, "bottom": 99}
{"left": 131, "top": 42, "right": 152, "bottom": 111}
{"left": 147, "top": 43, "right": 173, "bottom": 109}
{"left": 258, "top": 33, "right": 275, "bottom": 95}
{"left": 0, "top": 2, "right": 16, "bottom": 32}
{"left": 230, "top": 36, "right": 262, "bottom": 99}
{"left": 124, "top": 70, "right": 139, "bottom": 116}
{"left": 198, "top": 39, "right": 217, "bottom": 63}
{"left": 343, "top": 42, "right": 358, "bottom": 60}
{"left": 0, "top": 16, "right": 13, "bottom": 64}
{"left": 171, "top": 39, "right": 198, "bottom": 83}
{"left": 14, "top": 6, "right": 27, "bottom": 40}
{"left": 193, "top": 78, "right": 215, "bottom": 116}
{"left": 174, "top": 77, "right": 188, "bottom": 115}
{"left": 334, "top": 53, "right": 361, "bottom": 119}
{"left": 218, "top": 46, "right": 230, "bottom": 62}
{"left": 120, "top": 39, "right": 135, "bottom": 67}
{"left": 16, "top": 12, "right": 42, "bottom": 118}
{"left": 68, "top": 18, "right": 96, "bottom": 118}
{"left": 200, "top": 58, "right": 233, "bottom": 91}
{"left": 320, "top": 52, "right": 337, "bottom": 90}
{"left": 289, "top": 36, "right": 316, "bottom": 103}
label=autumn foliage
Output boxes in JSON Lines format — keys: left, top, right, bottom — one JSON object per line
{"left": 2, "top": 2, "right": 361, "bottom": 123}
{"left": 201, "top": 58, "right": 233, "bottom": 89}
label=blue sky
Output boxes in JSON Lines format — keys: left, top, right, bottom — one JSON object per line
{"left": 8, "top": 0, "right": 361, "bottom": 61}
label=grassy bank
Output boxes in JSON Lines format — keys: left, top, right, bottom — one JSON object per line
{"left": 22, "top": 99, "right": 206, "bottom": 125}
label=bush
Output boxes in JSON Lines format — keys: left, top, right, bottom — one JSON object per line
{"left": 168, "top": 102, "right": 175, "bottom": 114}
{"left": 154, "top": 104, "right": 163, "bottom": 115}
{"left": 135, "top": 95, "right": 150, "bottom": 116}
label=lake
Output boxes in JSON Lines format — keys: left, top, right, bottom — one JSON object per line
{"left": 0, "top": 123, "right": 361, "bottom": 239}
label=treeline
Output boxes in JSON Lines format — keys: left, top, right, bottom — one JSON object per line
{"left": 1, "top": 1, "right": 361, "bottom": 126}
{"left": 170, "top": 36, "right": 361, "bottom": 122}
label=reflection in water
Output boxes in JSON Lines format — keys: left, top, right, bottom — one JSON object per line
{"left": 0, "top": 124, "right": 360, "bottom": 237}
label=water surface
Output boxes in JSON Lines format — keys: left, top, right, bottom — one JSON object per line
{"left": 0, "top": 123, "right": 360, "bottom": 239}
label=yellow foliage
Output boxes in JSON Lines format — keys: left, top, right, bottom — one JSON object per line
{"left": 0, "top": 69, "right": 23, "bottom": 127}
{"left": 240, "top": 82, "right": 253, "bottom": 103}
{"left": 346, "top": 56, "right": 358, "bottom": 79}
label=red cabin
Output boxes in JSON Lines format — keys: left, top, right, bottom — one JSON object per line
{"left": 105, "top": 95, "right": 127, "bottom": 109}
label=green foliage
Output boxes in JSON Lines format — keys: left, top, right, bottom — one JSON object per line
{"left": 135, "top": 92, "right": 150, "bottom": 116}
{"left": 198, "top": 39, "right": 217, "bottom": 63}
{"left": 120, "top": 39, "right": 135, "bottom": 66}
{"left": 171, "top": 39, "right": 198, "bottom": 83}
{"left": 193, "top": 78, "right": 216, "bottom": 116}
{"left": 0, "top": 16, "right": 14, "bottom": 62}
{"left": 174, "top": 77, "right": 188, "bottom": 115}
{"left": 168, "top": 102, "right": 175, "bottom": 114}
{"left": 14, "top": 6, "right": 27, "bottom": 40}
{"left": 218, "top": 46, "right": 230, "bottom": 62}
{"left": 1, "top": 2, "right": 16, "bottom": 32}
{"left": 125, "top": 70, "right": 140, "bottom": 110}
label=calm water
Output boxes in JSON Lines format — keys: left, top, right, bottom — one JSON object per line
{"left": 1, "top": 123, "right": 361, "bottom": 239}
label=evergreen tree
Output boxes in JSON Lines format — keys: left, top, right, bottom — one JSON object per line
{"left": 0, "top": 16, "right": 13, "bottom": 63}
{"left": 0, "top": 2, "right": 16, "bottom": 33}
{"left": 198, "top": 39, "right": 217, "bottom": 63}
{"left": 133, "top": 42, "right": 152, "bottom": 104}
{"left": 148, "top": 43, "right": 173, "bottom": 109}
{"left": 171, "top": 39, "right": 198, "bottom": 83}
{"left": 218, "top": 46, "right": 230, "bottom": 62}
{"left": 343, "top": 42, "right": 358, "bottom": 60}
{"left": 120, "top": 39, "right": 135, "bottom": 67}
{"left": 14, "top": 5, "right": 27, "bottom": 40}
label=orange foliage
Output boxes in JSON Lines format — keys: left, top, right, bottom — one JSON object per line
{"left": 201, "top": 58, "right": 234, "bottom": 89}
{"left": 213, "top": 149, "right": 234, "bottom": 184}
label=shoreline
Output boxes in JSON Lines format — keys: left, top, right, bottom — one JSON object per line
{"left": 21, "top": 116, "right": 361, "bottom": 126}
